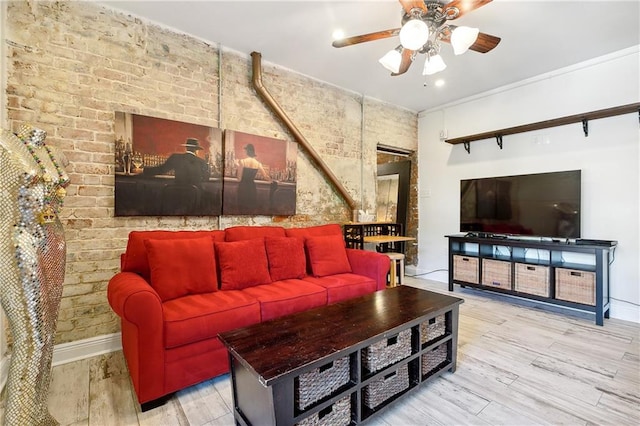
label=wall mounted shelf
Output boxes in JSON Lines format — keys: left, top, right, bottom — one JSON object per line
{"left": 445, "top": 102, "right": 640, "bottom": 153}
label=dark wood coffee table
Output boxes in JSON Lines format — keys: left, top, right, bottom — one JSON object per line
{"left": 219, "top": 286, "right": 464, "bottom": 426}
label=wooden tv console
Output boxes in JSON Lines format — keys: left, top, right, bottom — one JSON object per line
{"left": 446, "top": 234, "right": 616, "bottom": 325}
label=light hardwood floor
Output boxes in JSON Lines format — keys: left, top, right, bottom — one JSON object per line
{"left": 6, "top": 277, "right": 640, "bottom": 425}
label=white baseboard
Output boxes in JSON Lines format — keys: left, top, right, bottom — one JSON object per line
{"left": 0, "top": 333, "right": 122, "bottom": 392}
{"left": 51, "top": 332, "right": 122, "bottom": 366}
{"left": 611, "top": 299, "right": 640, "bottom": 323}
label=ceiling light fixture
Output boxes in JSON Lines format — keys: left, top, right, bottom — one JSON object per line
{"left": 399, "top": 18, "right": 429, "bottom": 50}
{"left": 450, "top": 26, "right": 480, "bottom": 55}
{"left": 332, "top": 0, "right": 501, "bottom": 77}
{"left": 387, "top": 4, "right": 480, "bottom": 76}
{"left": 332, "top": 29, "right": 345, "bottom": 41}
{"left": 422, "top": 53, "right": 446, "bottom": 75}
{"left": 378, "top": 46, "right": 403, "bottom": 73}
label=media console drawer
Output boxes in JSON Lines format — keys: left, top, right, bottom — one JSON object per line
{"left": 481, "top": 259, "right": 511, "bottom": 290}
{"left": 515, "top": 263, "right": 550, "bottom": 297}
{"left": 453, "top": 255, "right": 478, "bottom": 284}
{"left": 555, "top": 268, "right": 595, "bottom": 305}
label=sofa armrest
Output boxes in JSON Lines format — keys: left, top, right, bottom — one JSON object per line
{"left": 346, "top": 249, "right": 390, "bottom": 291}
{"left": 107, "top": 272, "right": 165, "bottom": 404}
{"left": 108, "top": 272, "right": 162, "bottom": 323}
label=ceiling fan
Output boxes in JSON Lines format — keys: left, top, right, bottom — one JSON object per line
{"left": 332, "top": 0, "right": 501, "bottom": 76}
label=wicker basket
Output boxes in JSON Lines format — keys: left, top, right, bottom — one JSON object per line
{"left": 295, "top": 356, "right": 350, "bottom": 410}
{"left": 514, "top": 263, "right": 550, "bottom": 297}
{"left": 363, "top": 364, "right": 409, "bottom": 409}
{"left": 420, "top": 315, "right": 445, "bottom": 345}
{"left": 555, "top": 268, "right": 595, "bottom": 305}
{"left": 453, "top": 255, "right": 478, "bottom": 283}
{"left": 361, "top": 329, "right": 411, "bottom": 373}
{"left": 481, "top": 259, "right": 512, "bottom": 289}
{"left": 421, "top": 343, "right": 448, "bottom": 377}
{"left": 296, "top": 395, "right": 351, "bottom": 426}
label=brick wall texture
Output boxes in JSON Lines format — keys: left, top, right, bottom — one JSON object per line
{"left": 3, "top": 1, "right": 418, "bottom": 344}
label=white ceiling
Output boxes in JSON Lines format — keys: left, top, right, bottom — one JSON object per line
{"left": 99, "top": 0, "right": 640, "bottom": 113}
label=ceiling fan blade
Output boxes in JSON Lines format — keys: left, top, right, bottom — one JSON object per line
{"left": 399, "top": 0, "right": 427, "bottom": 15}
{"left": 391, "top": 49, "right": 414, "bottom": 76}
{"left": 443, "top": 0, "right": 492, "bottom": 19}
{"left": 468, "top": 32, "right": 501, "bottom": 53}
{"left": 441, "top": 26, "right": 501, "bottom": 53}
{"left": 332, "top": 28, "right": 400, "bottom": 48}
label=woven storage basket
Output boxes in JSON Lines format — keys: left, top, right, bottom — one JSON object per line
{"left": 420, "top": 315, "right": 445, "bottom": 345}
{"left": 295, "top": 356, "right": 350, "bottom": 410}
{"left": 514, "top": 263, "right": 550, "bottom": 297}
{"left": 421, "top": 343, "right": 448, "bottom": 377}
{"left": 453, "top": 255, "right": 478, "bottom": 283}
{"left": 296, "top": 395, "right": 351, "bottom": 426}
{"left": 481, "top": 259, "right": 512, "bottom": 289}
{"left": 361, "top": 329, "right": 411, "bottom": 373}
{"left": 363, "top": 364, "right": 409, "bottom": 410}
{"left": 555, "top": 268, "right": 595, "bottom": 305}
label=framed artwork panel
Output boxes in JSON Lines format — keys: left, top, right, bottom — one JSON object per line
{"left": 114, "top": 112, "right": 223, "bottom": 216}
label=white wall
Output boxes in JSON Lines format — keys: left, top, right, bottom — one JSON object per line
{"left": 416, "top": 46, "right": 640, "bottom": 323}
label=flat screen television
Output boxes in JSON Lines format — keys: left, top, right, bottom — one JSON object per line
{"left": 460, "top": 170, "right": 581, "bottom": 239}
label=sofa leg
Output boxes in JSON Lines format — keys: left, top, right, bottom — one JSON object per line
{"left": 140, "top": 393, "right": 174, "bottom": 412}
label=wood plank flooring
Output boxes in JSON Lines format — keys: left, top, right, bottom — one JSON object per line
{"left": 3, "top": 277, "right": 639, "bottom": 425}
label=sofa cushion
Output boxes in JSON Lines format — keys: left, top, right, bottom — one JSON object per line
{"left": 303, "top": 274, "right": 377, "bottom": 304}
{"left": 284, "top": 223, "right": 342, "bottom": 238}
{"left": 215, "top": 239, "right": 272, "bottom": 290}
{"left": 162, "top": 291, "right": 261, "bottom": 349}
{"left": 225, "top": 225, "right": 286, "bottom": 242}
{"left": 123, "top": 230, "right": 225, "bottom": 280}
{"left": 265, "top": 237, "right": 306, "bottom": 281}
{"left": 144, "top": 237, "right": 218, "bottom": 301}
{"left": 242, "top": 279, "right": 327, "bottom": 321}
{"left": 305, "top": 234, "right": 352, "bottom": 277}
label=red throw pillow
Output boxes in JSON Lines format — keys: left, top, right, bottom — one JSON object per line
{"left": 144, "top": 237, "right": 218, "bottom": 301}
{"left": 305, "top": 234, "right": 352, "bottom": 277}
{"left": 215, "top": 239, "right": 272, "bottom": 290}
{"left": 265, "top": 237, "right": 306, "bottom": 281}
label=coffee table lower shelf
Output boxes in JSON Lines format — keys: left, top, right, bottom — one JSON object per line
{"left": 220, "top": 286, "right": 463, "bottom": 426}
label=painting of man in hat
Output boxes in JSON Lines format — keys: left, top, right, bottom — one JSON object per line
{"left": 143, "top": 138, "right": 210, "bottom": 187}
{"left": 114, "top": 112, "right": 223, "bottom": 216}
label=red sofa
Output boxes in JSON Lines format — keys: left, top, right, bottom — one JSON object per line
{"left": 107, "top": 224, "right": 390, "bottom": 410}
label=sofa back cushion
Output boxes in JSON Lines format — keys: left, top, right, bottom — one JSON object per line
{"left": 265, "top": 237, "right": 306, "bottom": 281}
{"left": 285, "top": 224, "right": 343, "bottom": 273}
{"left": 284, "top": 224, "right": 342, "bottom": 239}
{"left": 305, "top": 234, "right": 352, "bottom": 277}
{"left": 215, "top": 238, "right": 272, "bottom": 290}
{"left": 123, "top": 230, "right": 225, "bottom": 280}
{"left": 144, "top": 237, "right": 218, "bottom": 301}
{"left": 225, "top": 226, "right": 286, "bottom": 242}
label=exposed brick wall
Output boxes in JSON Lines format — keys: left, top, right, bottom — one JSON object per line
{"left": 3, "top": 1, "right": 417, "bottom": 344}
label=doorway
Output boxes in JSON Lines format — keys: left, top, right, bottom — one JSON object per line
{"left": 377, "top": 160, "right": 411, "bottom": 233}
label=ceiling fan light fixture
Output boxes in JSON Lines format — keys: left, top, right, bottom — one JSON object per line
{"left": 399, "top": 19, "right": 429, "bottom": 50}
{"left": 451, "top": 26, "right": 479, "bottom": 55}
{"left": 378, "top": 46, "right": 403, "bottom": 73}
{"left": 422, "top": 54, "right": 447, "bottom": 75}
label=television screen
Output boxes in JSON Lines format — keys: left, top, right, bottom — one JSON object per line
{"left": 460, "top": 170, "right": 581, "bottom": 239}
